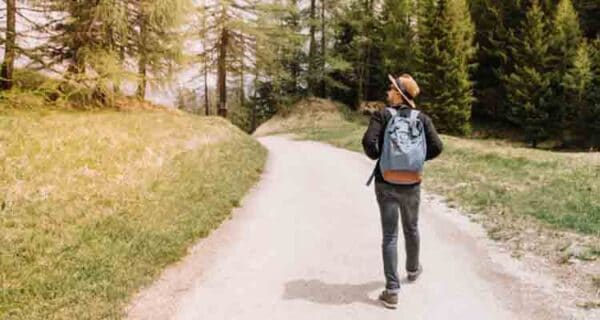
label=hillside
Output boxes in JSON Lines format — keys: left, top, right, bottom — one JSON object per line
{"left": 254, "top": 98, "right": 349, "bottom": 136}
{"left": 0, "top": 109, "right": 267, "bottom": 319}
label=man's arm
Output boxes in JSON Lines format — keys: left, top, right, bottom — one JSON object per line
{"left": 362, "top": 111, "right": 384, "bottom": 160}
{"left": 422, "top": 115, "right": 443, "bottom": 160}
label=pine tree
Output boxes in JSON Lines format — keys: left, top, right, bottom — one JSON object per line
{"left": 308, "top": 0, "right": 318, "bottom": 95}
{"left": 21, "top": 0, "right": 188, "bottom": 103}
{"left": 197, "top": 1, "right": 212, "bottom": 115}
{"left": 319, "top": 0, "right": 327, "bottom": 97}
{"left": 209, "top": 0, "right": 301, "bottom": 126}
{"left": 503, "top": 1, "right": 552, "bottom": 147}
{"left": 329, "top": 0, "right": 384, "bottom": 108}
{"left": 24, "top": 0, "right": 134, "bottom": 104}
{"left": 562, "top": 41, "right": 593, "bottom": 145}
{"left": 582, "top": 38, "right": 600, "bottom": 148}
{"left": 414, "top": 0, "right": 436, "bottom": 97}
{"left": 380, "top": 0, "right": 415, "bottom": 75}
{"left": 469, "top": 0, "right": 527, "bottom": 120}
{"left": 315, "top": 0, "right": 348, "bottom": 99}
{"left": 196, "top": 0, "right": 286, "bottom": 118}
{"left": 255, "top": 0, "right": 304, "bottom": 104}
{"left": 135, "top": 0, "right": 191, "bottom": 99}
{"left": 357, "top": 0, "right": 382, "bottom": 105}
{"left": 563, "top": 41, "right": 592, "bottom": 106}
{"left": 277, "top": 0, "right": 304, "bottom": 97}
{"left": 548, "top": 0, "right": 583, "bottom": 142}
{"left": 415, "top": 0, "right": 476, "bottom": 135}
{"left": 551, "top": 0, "right": 583, "bottom": 75}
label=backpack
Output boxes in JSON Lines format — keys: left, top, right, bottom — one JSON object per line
{"left": 366, "top": 108, "right": 427, "bottom": 186}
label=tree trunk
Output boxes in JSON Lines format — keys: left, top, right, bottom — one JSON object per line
{"left": 217, "top": 28, "right": 229, "bottom": 117}
{"left": 357, "top": 62, "right": 364, "bottom": 108}
{"left": 320, "top": 0, "right": 327, "bottom": 97}
{"left": 308, "top": 0, "right": 317, "bottom": 95}
{"left": 1, "top": 0, "right": 16, "bottom": 90}
{"left": 251, "top": 77, "right": 257, "bottom": 133}
{"left": 363, "top": 0, "right": 372, "bottom": 103}
{"left": 113, "top": 2, "right": 128, "bottom": 95}
{"left": 66, "top": 3, "right": 90, "bottom": 79}
{"left": 251, "top": 40, "right": 259, "bottom": 132}
{"left": 137, "top": 14, "right": 148, "bottom": 100}
{"left": 239, "top": 42, "right": 245, "bottom": 110}
{"left": 204, "top": 53, "right": 210, "bottom": 116}
{"left": 290, "top": 0, "right": 299, "bottom": 95}
{"left": 202, "top": 11, "right": 210, "bottom": 116}
{"left": 357, "top": 48, "right": 364, "bottom": 109}
{"left": 115, "top": 44, "right": 126, "bottom": 94}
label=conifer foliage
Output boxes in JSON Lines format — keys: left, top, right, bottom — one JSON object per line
{"left": 502, "top": 1, "right": 553, "bottom": 147}
{"left": 416, "top": 0, "right": 476, "bottom": 135}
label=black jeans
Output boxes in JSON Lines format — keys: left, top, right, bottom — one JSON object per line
{"left": 374, "top": 181, "right": 421, "bottom": 292}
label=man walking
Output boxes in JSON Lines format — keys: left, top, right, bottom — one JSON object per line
{"left": 362, "top": 74, "right": 443, "bottom": 309}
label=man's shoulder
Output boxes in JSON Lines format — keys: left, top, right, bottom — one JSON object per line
{"left": 414, "top": 109, "right": 432, "bottom": 123}
{"left": 371, "top": 108, "right": 389, "bottom": 121}
{"left": 373, "top": 106, "right": 431, "bottom": 123}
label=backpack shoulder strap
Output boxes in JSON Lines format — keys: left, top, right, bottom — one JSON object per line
{"left": 409, "top": 109, "right": 420, "bottom": 121}
{"left": 386, "top": 107, "right": 398, "bottom": 117}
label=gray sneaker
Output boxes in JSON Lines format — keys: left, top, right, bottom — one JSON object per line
{"left": 378, "top": 290, "right": 398, "bottom": 309}
{"left": 407, "top": 265, "right": 423, "bottom": 282}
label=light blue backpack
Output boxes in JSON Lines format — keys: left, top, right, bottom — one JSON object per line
{"left": 366, "top": 108, "right": 427, "bottom": 186}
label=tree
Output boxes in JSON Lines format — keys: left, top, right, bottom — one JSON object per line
{"left": 319, "top": 0, "right": 326, "bottom": 96}
{"left": 580, "top": 38, "right": 600, "bottom": 148}
{"left": 1, "top": 0, "right": 16, "bottom": 90}
{"left": 197, "top": 0, "right": 265, "bottom": 117}
{"left": 415, "top": 0, "right": 476, "bottom": 135}
{"left": 307, "top": 0, "right": 318, "bottom": 95}
{"left": 286, "top": 0, "right": 304, "bottom": 96}
{"left": 503, "top": 1, "right": 552, "bottom": 147}
{"left": 549, "top": 0, "right": 583, "bottom": 142}
{"left": 312, "top": 0, "right": 347, "bottom": 98}
{"left": 380, "top": 0, "right": 415, "bottom": 76}
{"left": 562, "top": 41, "right": 592, "bottom": 145}
{"left": 252, "top": 0, "right": 302, "bottom": 110}
{"left": 329, "top": 0, "right": 384, "bottom": 108}
{"left": 20, "top": 0, "right": 133, "bottom": 104}
{"left": 135, "top": 0, "right": 191, "bottom": 99}
{"left": 551, "top": 0, "right": 583, "bottom": 75}
{"left": 469, "top": 0, "right": 527, "bottom": 120}
{"left": 413, "top": 0, "right": 437, "bottom": 98}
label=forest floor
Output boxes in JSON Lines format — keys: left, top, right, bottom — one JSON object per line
{"left": 127, "top": 134, "right": 598, "bottom": 319}
{"left": 0, "top": 108, "right": 266, "bottom": 319}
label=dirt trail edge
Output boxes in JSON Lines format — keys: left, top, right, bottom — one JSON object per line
{"left": 126, "top": 135, "right": 597, "bottom": 320}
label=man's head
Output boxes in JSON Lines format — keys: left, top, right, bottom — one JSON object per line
{"left": 387, "top": 74, "right": 420, "bottom": 108}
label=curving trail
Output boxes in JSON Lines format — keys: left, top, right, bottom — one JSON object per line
{"left": 127, "top": 135, "right": 594, "bottom": 320}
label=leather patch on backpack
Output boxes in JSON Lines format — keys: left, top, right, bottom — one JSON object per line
{"left": 382, "top": 170, "right": 422, "bottom": 185}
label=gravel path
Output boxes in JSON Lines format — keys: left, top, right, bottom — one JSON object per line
{"left": 126, "top": 135, "right": 594, "bottom": 320}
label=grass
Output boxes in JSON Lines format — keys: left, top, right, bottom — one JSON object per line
{"left": 257, "top": 99, "right": 600, "bottom": 237}
{"left": 424, "top": 137, "right": 600, "bottom": 235}
{"left": 0, "top": 108, "right": 267, "bottom": 319}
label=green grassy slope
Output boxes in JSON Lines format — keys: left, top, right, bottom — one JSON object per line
{"left": 0, "top": 109, "right": 267, "bottom": 319}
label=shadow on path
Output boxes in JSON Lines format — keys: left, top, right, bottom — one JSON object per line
{"left": 282, "top": 279, "right": 385, "bottom": 308}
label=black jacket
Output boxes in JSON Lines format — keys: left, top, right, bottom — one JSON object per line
{"left": 362, "top": 104, "right": 443, "bottom": 185}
